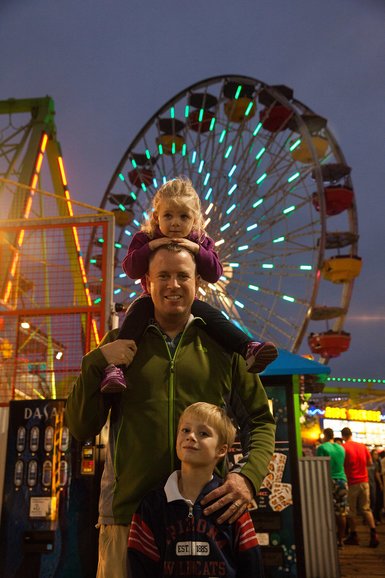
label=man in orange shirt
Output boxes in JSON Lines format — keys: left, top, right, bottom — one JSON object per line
{"left": 341, "top": 427, "right": 379, "bottom": 547}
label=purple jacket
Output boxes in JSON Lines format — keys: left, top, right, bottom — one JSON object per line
{"left": 122, "top": 229, "right": 223, "bottom": 292}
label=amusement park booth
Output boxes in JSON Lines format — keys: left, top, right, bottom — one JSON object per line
{"left": 256, "top": 350, "right": 340, "bottom": 578}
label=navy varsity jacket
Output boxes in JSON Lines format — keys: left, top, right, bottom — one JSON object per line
{"left": 127, "top": 471, "right": 264, "bottom": 578}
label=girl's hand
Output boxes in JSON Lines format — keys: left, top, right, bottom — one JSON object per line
{"left": 171, "top": 238, "right": 199, "bottom": 254}
{"left": 148, "top": 237, "right": 173, "bottom": 251}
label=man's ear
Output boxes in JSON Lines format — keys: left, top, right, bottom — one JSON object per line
{"left": 195, "top": 274, "right": 201, "bottom": 292}
{"left": 145, "top": 273, "right": 151, "bottom": 291}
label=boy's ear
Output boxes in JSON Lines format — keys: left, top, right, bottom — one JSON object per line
{"left": 153, "top": 212, "right": 159, "bottom": 223}
{"left": 216, "top": 444, "right": 228, "bottom": 460}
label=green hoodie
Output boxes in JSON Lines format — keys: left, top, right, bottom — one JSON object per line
{"left": 65, "top": 319, "right": 276, "bottom": 524}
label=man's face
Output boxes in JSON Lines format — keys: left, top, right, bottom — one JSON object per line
{"left": 146, "top": 248, "right": 198, "bottom": 324}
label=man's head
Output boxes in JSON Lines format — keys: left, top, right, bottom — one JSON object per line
{"left": 341, "top": 427, "right": 352, "bottom": 441}
{"left": 145, "top": 244, "right": 199, "bottom": 331}
{"left": 176, "top": 402, "right": 237, "bottom": 468}
{"left": 322, "top": 428, "right": 334, "bottom": 442}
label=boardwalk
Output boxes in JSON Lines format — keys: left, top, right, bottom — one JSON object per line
{"left": 339, "top": 521, "right": 385, "bottom": 577}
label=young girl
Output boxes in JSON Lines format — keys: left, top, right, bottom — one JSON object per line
{"left": 100, "top": 177, "right": 278, "bottom": 392}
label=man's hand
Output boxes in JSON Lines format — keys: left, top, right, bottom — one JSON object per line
{"left": 200, "top": 473, "right": 254, "bottom": 523}
{"left": 100, "top": 339, "right": 137, "bottom": 366}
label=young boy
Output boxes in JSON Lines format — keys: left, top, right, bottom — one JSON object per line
{"left": 127, "top": 402, "right": 264, "bottom": 577}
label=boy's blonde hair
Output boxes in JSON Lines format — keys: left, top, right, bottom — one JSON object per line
{"left": 142, "top": 177, "right": 206, "bottom": 239}
{"left": 178, "top": 402, "right": 237, "bottom": 448}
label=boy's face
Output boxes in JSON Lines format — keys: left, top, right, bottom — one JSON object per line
{"left": 176, "top": 415, "right": 227, "bottom": 468}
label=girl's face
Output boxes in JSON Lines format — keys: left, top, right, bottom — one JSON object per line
{"left": 155, "top": 201, "right": 195, "bottom": 238}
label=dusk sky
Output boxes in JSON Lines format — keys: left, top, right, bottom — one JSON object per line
{"left": 2, "top": 0, "right": 385, "bottom": 381}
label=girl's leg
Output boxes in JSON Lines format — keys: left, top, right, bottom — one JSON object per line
{"left": 101, "top": 295, "right": 154, "bottom": 393}
{"left": 117, "top": 295, "right": 154, "bottom": 343}
{"left": 191, "top": 299, "right": 278, "bottom": 373}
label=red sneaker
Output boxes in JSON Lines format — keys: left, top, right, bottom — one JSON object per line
{"left": 100, "top": 364, "right": 126, "bottom": 393}
{"left": 245, "top": 341, "right": 278, "bottom": 373}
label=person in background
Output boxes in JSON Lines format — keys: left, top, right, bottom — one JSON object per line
{"left": 100, "top": 177, "right": 277, "bottom": 393}
{"left": 341, "top": 427, "right": 379, "bottom": 547}
{"left": 127, "top": 402, "right": 265, "bottom": 578}
{"left": 65, "top": 243, "right": 276, "bottom": 578}
{"left": 316, "top": 428, "right": 348, "bottom": 548}
{"left": 370, "top": 449, "right": 384, "bottom": 524}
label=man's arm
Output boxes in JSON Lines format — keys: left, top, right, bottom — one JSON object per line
{"left": 65, "top": 330, "right": 135, "bottom": 440}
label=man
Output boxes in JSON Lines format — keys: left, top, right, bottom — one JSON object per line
{"left": 316, "top": 428, "right": 348, "bottom": 547}
{"left": 341, "top": 427, "right": 379, "bottom": 548}
{"left": 65, "top": 243, "right": 276, "bottom": 578}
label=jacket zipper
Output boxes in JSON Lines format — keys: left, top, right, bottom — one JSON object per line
{"left": 150, "top": 321, "right": 200, "bottom": 472}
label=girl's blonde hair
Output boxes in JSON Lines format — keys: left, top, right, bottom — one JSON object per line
{"left": 141, "top": 177, "right": 206, "bottom": 239}
{"left": 178, "top": 402, "right": 237, "bottom": 448}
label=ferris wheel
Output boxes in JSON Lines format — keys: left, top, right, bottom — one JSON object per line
{"left": 91, "top": 75, "right": 361, "bottom": 362}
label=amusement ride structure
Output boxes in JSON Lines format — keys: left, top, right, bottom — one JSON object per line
{"left": 91, "top": 75, "right": 361, "bottom": 362}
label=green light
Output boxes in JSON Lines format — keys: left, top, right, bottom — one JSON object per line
{"left": 90, "top": 258, "right": 97, "bottom": 264}
{"left": 288, "top": 172, "right": 300, "bottom": 183}
{"left": 255, "top": 147, "right": 266, "bottom": 161}
{"left": 97, "top": 238, "right": 104, "bottom": 244}
{"left": 181, "top": 143, "right": 187, "bottom": 156}
{"left": 131, "top": 159, "right": 137, "bottom": 168}
{"left": 253, "top": 199, "right": 263, "bottom": 208}
{"left": 273, "top": 236, "right": 285, "bottom": 243}
{"left": 244, "top": 101, "right": 254, "bottom": 116}
{"left": 198, "top": 160, "right": 204, "bottom": 174}
{"left": 118, "top": 204, "right": 126, "bottom": 211}
{"left": 170, "top": 106, "right": 175, "bottom": 119}
{"left": 256, "top": 173, "right": 267, "bottom": 185}
{"left": 158, "top": 143, "right": 163, "bottom": 155}
{"left": 224, "top": 145, "right": 233, "bottom": 159}
{"left": 248, "top": 284, "right": 259, "bottom": 291}
{"left": 199, "top": 109, "right": 204, "bottom": 122}
{"left": 141, "top": 183, "right": 147, "bottom": 191}
{"left": 130, "top": 192, "right": 137, "bottom": 200}
{"left": 262, "top": 263, "right": 274, "bottom": 269}
{"left": 203, "top": 173, "right": 210, "bottom": 186}
{"left": 184, "top": 105, "right": 189, "bottom": 118}
{"left": 171, "top": 142, "right": 176, "bottom": 155}
{"left": 238, "top": 245, "right": 249, "bottom": 251}
{"left": 118, "top": 173, "right": 125, "bottom": 182}
{"left": 300, "top": 265, "right": 312, "bottom": 270}
{"left": 219, "top": 130, "right": 226, "bottom": 143}
{"left": 289, "top": 139, "right": 301, "bottom": 152}
{"left": 253, "top": 123, "right": 262, "bottom": 136}
{"left": 235, "top": 85, "right": 242, "bottom": 99}
{"left": 209, "top": 117, "right": 216, "bottom": 131}
{"left": 283, "top": 295, "right": 295, "bottom": 302}
{"left": 94, "top": 297, "right": 102, "bottom": 304}
{"left": 226, "top": 203, "right": 236, "bottom": 214}
{"left": 145, "top": 149, "right": 151, "bottom": 159}
{"left": 283, "top": 205, "right": 296, "bottom": 214}
{"left": 228, "top": 164, "right": 237, "bottom": 177}
{"left": 114, "top": 242, "right": 122, "bottom": 249}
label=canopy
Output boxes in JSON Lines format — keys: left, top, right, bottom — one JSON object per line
{"left": 261, "top": 349, "right": 331, "bottom": 376}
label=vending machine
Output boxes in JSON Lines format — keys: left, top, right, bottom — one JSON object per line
{"left": 0, "top": 400, "right": 103, "bottom": 578}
